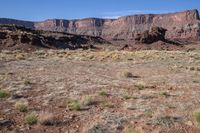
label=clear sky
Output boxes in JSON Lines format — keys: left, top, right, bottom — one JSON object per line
{"left": 0, "top": 0, "right": 199, "bottom": 21}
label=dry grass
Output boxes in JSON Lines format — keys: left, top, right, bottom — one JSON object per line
{"left": 0, "top": 48, "right": 200, "bottom": 132}
{"left": 15, "top": 101, "right": 28, "bottom": 112}
{"left": 123, "top": 71, "right": 134, "bottom": 78}
{"left": 39, "top": 112, "right": 55, "bottom": 126}
{"left": 81, "top": 96, "right": 95, "bottom": 106}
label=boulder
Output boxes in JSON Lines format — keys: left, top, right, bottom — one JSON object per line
{"left": 135, "top": 27, "right": 167, "bottom": 44}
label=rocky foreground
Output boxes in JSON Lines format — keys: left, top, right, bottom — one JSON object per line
{"left": 0, "top": 49, "right": 200, "bottom": 133}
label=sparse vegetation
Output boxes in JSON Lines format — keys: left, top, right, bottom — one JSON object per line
{"left": 193, "top": 110, "right": 200, "bottom": 125}
{"left": 186, "top": 66, "right": 200, "bottom": 71}
{"left": 134, "top": 83, "right": 145, "bottom": 90}
{"left": 123, "top": 126, "right": 139, "bottom": 133}
{"left": 24, "top": 80, "right": 31, "bottom": 85}
{"left": 15, "top": 101, "right": 28, "bottom": 112}
{"left": 144, "top": 111, "right": 154, "bottom": 118}
{"left": 15, "top": 54, "right": 25, "bottom": 60}
{"left": 39, "top": 112, "right": 55, "bottom": 126}
{"left": 102, "top": 102, "right": 115, "bottom": 108}
{"left": 153, "top": 116, "right": 180, "bottom": 127}
{"left": 122, "top": 93, "right": 131, "bottom": 99}
{"left": 159, "top": 92, "right": 170, "bottom": 97}
{"left": 99, "top": 91, "right": 109, "bottom": 96}
{"left": 123, "top": 71, "right": 134, "bottom": 78}
{"left": 1, "top": 48, "right": 200, "bottom": 132}
{"left": 0, "top": 90, "right": 9, "bottom": 98}
{"left": 165, "top": 104, "right": 176, "bottom": 109}
{"left": 81, "top": 96, "right": 95, "bottom": 106}
{"left": 25, "top": 112, "right": 37, "bottom": 125}
{"left": 193, "top": 80, "right": 199, "bottom": 83}
{"left": 66, "top": 99, "right": 81, "bottom": 111}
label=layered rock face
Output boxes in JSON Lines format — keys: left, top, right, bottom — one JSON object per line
{"left": 0, "top": 9, "right": 200, "bottom": 40}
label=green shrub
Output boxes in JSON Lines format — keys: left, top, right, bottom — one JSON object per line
{"left": 193, "top": 110, "right": 200, "bottom": 124}
{"left": 159, "top": 92, "right": 169, "bottom": 97}
{"left": 134, "top": 84, "right": 145, "bottom": 90}
{"left": 99, "top": 91, "right": 109, "bottom": 96}
{"left": 25, "top": 112, "right": 37, "bottom": 125}
{"left": 0, "top": 90, "right": 9, "bottom": 98}
{"left": 65, "top": 99, "right": 81, "bottom": 111}
{"left": 144, "top": 111, "right": 154, "bottom": 118}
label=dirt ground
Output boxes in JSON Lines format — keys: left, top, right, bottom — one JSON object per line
{"left": 0, "top": 47, "right": 200, "bottom": 133}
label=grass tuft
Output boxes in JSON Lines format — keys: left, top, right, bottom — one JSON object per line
{"left": 24, "top": 80, "right": 32, "bottom": 86}
{"left": 0, "top": 90, "right": 9, "bottom": 98}
{"left": 123, "top": 71, "right": 134, "bottom": 78}
{"left": 25, "top": 112, "right": 37, "bottom": 125}
{"left": 193, "top": 110, "right": 200, "bottom": 124}
{"left": 159, "top": 92, "right": 170, "bottom": 97}
{"left": 134, "top": 83, "right": 145, "bottom": 90}
{"left": 98, "top": 91, "right": 109, "bottom": 96}
{"left": 39, "top": 112, "right": 55, "bottom": 126}
{"left": 81, "top": 96, "right": 95, "bottom": 106}
{"left": 15, "top": 101, "right": 28, "bottom": 112}
{"left": 65, "top": 99, "right": 81, "bottom": 111}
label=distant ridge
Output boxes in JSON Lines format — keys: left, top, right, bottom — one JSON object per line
{"left": 0, "top": 9, "right": 200, "bottom": 40}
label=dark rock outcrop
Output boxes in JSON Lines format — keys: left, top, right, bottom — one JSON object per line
{"left": 0, "top": 25, "right": 109, "bottom": 51}
{"left": 135, "top": 27, "right": 167, "bottom": 44}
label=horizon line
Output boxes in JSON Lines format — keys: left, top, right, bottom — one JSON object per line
{"left": 0, "top": 8, "right": 198, "bottom": 22}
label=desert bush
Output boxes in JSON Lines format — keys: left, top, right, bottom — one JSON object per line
{"left": 65, "top": 99, "right": 81, "bottom": 111}
{"left": 15, "top": 101, "right": 28, "bottom": 112}
{"left": 123, "top": 71, "right": 134, "bottom": 78}
{"left": 15, "top": 54, "right": 25, "bottom": 60}
{"left": 25, "top": 112, "right": 37, "bottom": 125}
{"left": 123, "top": 126, "right": 139, "bottom": 133}
{"left": 193, "top": 110, "right": 200, "bottom": 125}
{"left": 98, "top": 91, "right": 109, "bottom": 96}
{"left": 159, "top": 92, "right": 170, "bottom": 97}
{"left": 24, "top": 80, "right": 31, "bottom": 85}
{"left": 135, "top": 84, "right": 145, "bottom": 90}
{"left": 144, "top": 111, "right": 154, "bottom": 118}
{"left": 0, "top": 90, "right": 9, "bottom": 98}
{"left": 39, "top": 112, "right": 55, "bottom": 126}
{"left": 122, "top": 94, "right": 131, "bottom": 99}
{"left": 102, "top": 102, "right": 115, "bottom": 108}
{"left": 81, "top": 96, "right": 95, "bottom": 106}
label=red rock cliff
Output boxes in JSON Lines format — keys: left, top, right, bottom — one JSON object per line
{"left": 0, "top": 9, "right": 200, "bottom": 40}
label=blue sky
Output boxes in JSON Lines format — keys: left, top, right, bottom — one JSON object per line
{"left": 0, "top": 0, "right": 199, "bottom": 21}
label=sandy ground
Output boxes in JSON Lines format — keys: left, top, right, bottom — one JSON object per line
{"left": 0, "top": 49, "right": 200, "bottom": 133}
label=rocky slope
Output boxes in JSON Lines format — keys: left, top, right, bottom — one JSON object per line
{"left": 0, "top": 25, "right": 108, "bottom": 51}
{"left": 0, "top": 9, "right": 199, "bottom": 41}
